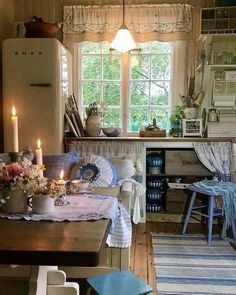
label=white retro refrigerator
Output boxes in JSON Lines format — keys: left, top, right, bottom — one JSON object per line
{"left": 2, "top": 38, "right": 72, "bottom": 154}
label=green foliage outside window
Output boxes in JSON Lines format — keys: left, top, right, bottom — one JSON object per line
{"left": 80, "top": 41, "right": 172, "bottom": 132}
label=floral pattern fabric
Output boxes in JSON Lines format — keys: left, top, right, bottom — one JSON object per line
{"left": 63, "top": 4, "right": 192, "bottom": 36}
{"left": 193, "top": 142, "right": 232, "bottom": 182}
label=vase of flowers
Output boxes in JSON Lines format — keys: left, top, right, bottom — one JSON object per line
{"left": 0, "top": 159, "right": 64, "bottom": 214}
{"left": 0, "top": 159, "right": 42, "bottom": 213}
{"left": 27, "top": 176, "right": 66, "bottom": 214}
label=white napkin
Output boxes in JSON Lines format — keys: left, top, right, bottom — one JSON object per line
{"left": 132, "top": 194, "right": 141, "bottom": 224}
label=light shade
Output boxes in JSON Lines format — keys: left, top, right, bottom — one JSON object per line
{"left": 111, "top": 24, "right": 136, "bottom": 53}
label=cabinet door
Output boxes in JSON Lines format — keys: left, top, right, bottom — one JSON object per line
{"left": 165, "top": 150, "right": 212, "bottom": 176}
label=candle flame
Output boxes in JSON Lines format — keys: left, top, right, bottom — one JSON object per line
{"left": 37, "top": 139, "right": 41, "bottom": 149}
{"left": 60, "top": 170, "right": 64, "bottom": 180}
{"left": 12, "top": 106, "right": 16, "bottom": 116}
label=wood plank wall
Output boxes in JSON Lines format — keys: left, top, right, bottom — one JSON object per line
{"left": 0, "top": 0, "right": 15, "bottom": 152}
{"left": 11, "top": 0, "right": 213, "bottom": 24}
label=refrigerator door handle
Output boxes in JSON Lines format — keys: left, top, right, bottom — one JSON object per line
{"left": 29, "top": 83, "right": 52, "bottom": 87}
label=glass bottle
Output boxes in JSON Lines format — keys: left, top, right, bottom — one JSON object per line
{"left": 208, "top": 108, "right": 218, "bottom": 122}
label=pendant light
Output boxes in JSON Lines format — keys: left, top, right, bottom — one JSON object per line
{"left": 111, "top": 0, "right": 136, "bottom": 53}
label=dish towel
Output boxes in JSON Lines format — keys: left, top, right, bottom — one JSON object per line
{"left": 133, "top": 194, "right": 141, "bottom": 225}
{"left": 106, "top": 202, "right": 132, "bottom": 248}
{"left": 118, "top": 178, "right": 146, "bottom": 224}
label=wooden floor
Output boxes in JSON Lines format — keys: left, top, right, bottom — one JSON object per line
{"left": 130, "top": 221, "right": 235, "bottom": 295}
{"left": 78, "top": 221, "right": 235, "bottom": 295}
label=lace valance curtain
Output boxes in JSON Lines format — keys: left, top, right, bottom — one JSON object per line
{"left": 63, "top": 4, "right": 193, "bottom": 43}
{"left": 67, "top": 140, "right": 144, "bottom": 163}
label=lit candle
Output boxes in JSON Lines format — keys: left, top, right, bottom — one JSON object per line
{"left": 57, "top": 169, "right": 66, "bottom": 185}
{"left": 36, "top": 139, "right": 43, "bottom": 177}
{"left": 11, "top": 106, "right": 19, "bottom": 152}
{"left": 60, "top": 170, "right": 64, "bottom": 180}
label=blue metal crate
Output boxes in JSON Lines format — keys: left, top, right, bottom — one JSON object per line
{"left": 147, "top": 188, "right": 164, "bottom": 201}
{"left": 146, "top": 155, "right": 163, "bottom": 167}
{"left": 146, "top": 203, "right": 162, "bottom": 212}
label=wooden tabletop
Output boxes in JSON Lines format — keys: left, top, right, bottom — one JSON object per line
{"left": 0, "top": 219, "right": 111, "bottom": 266}
{"left": 0, "top": 187, "right": 119, "bottom": 267}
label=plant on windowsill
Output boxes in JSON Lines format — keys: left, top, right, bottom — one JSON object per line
{"left": 169, "top": 105, "right": 184, "bottom": 137}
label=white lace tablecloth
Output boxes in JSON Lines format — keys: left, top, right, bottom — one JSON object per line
{"left": 0, "top": 194, "right": 132, "bottom": 248}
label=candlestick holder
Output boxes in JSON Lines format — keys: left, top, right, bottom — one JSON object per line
{"left": 54, "top": 180, "right": 70, "bottom": 206}
{"left": 55, "top": 192, "right": 70, "bottom": 206}
{"left": 9, "top": 152, "right": 23, "bottom": 163}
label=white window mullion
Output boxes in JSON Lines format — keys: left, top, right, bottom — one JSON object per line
{"left": 121, "top": 52, "right": 129, "bottom": 133}
{"left": 75, "top": 43, "right": 82, "bottom": 112}
{"left": 101, "top": 52, "right": 104, "bottom": 104}
{"left": 148, "top": 53, "right": 152, "bottom": 121}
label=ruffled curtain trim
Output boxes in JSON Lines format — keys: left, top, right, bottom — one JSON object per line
{"left": 63, "top": 4, "right": 193, "bottom": 43}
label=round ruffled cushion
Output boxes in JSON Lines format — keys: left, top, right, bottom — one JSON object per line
{"left": 69, "top": 155, "right": 116, "bottom": 187}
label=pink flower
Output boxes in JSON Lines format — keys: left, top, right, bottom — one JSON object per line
{"left": 4, "top": 163, "right": 25, "bottom": 180}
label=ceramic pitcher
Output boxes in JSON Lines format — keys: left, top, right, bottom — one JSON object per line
{"left": 27, "top": 194, "right": 55, "bottom": 214}
{"left": 85, "top": 115, "right": 102, "bottom": 137}
{"left": 0, "top": 188, "right": 28, "bottom": 214}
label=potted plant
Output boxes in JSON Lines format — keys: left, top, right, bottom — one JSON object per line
{"left": 169, "top": 105, "right": 184, "bottom": 137}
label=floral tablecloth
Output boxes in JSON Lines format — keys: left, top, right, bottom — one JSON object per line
{"left": 0, "top": 194, "right": 132, "bottom": 248}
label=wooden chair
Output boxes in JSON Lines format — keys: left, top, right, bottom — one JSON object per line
{"left": 182, "top": 185, "right": 236, "bottom": 246}
{"left": 86, "top": 271, "right": 153, "bottom": 295}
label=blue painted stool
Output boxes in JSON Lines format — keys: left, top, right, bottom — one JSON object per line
{"left": 182, "top": 185, "right": 236, "bottom": 246}
{"left": 86, "top": 271, "right": 153, "bottom": 295}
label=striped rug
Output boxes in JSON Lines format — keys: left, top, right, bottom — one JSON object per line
{"left": 152, "top": 234, "right": 236, "bottom": 295}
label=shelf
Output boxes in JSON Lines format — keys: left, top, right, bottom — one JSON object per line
{"left": 168, "top": 183, "right": 191, "bottom": 189}
{"left": 206, "top": 64, "right": 236, "bottom": 69}
{"left": 147, "top": 173, "right": 211, "bottom": 177}
{"left": 145, "top": 148, "right": 213, "bottom": 214}
{"left": 146, "top": 174, "right": 165, "bottom": 177}
{"left": 201, "top": 6, "right": 236, "bottom": 34}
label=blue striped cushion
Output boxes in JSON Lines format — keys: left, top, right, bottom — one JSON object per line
{"left": 43, "top": 151, "right": 80, "bottom": 180}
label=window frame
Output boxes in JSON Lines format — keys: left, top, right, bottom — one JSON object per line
{"left": 73, "top": 41, "right": 179, "bottom": 134}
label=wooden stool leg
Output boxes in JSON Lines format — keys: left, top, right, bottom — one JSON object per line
{"left": 86, "top": 287, "right": 92, "bottom": 295}
{"left": 232, "top": 219, "right": 236, "bottom": 240}
{"left": 182, "top": 192, "right": 196, "bottom": 234}
{"left": 207, "top": 195, "right": 214, "bottom": 246}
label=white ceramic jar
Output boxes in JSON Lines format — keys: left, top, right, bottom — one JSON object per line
{"left": 85, "top": 115, "right": 102, "bottom": 137}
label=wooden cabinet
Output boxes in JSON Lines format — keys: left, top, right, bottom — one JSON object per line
{"left": 201, "top": 6, "right": 236, "bottom": 34}
{"left": 199, "top": 7, "right": 236, "bottom": 111}
{"left": 146, "top": 150, "right": 166, "bottom": 213}
{"left": 145, "top": 148, "right": 212, "bottom": 215}
{"left": 165, "top": 150, "right": 212, "bottom": 176}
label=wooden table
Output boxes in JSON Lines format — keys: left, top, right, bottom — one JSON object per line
{"left": 0, "top": 218, "right": 111, "bottom": 267}
{"left": 0, "top": 187, "right": 119, "bottom": 267}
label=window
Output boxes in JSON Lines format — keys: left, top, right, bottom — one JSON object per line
{"left": 75, "top": 41, "right": 173, "bottom": 133}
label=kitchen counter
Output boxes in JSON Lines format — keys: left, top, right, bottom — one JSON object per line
{"left": 65, "top": 135, "right": 236, "bottom": 223}
{"left": 65, "top": 136, "right": 236, "bottom": 143}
